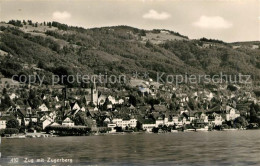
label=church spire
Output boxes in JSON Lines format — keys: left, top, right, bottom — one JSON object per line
{"left": 93, "top": 76, "right": 96, "bottom": 90}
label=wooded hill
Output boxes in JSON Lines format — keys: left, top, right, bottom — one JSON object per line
{"left": 0, "top": 20, "right": 260, "bottom": 87}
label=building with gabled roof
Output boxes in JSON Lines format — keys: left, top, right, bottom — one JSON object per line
{"left": 62, "top": 117, "right": 74, "bottom": 127}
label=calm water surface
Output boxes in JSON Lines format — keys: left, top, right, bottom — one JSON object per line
{"left": 1, "top": 130, "right": 260, "bottom": 165}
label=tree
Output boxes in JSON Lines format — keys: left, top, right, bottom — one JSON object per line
{"left": 6, "top": 119, "right": 20, "bottom": 129}
{"left": 2, "top": 88, "right": 7, "bottom": 95}
{"left": 234, "top": 117, "right": 248, "bottom": 128}
{"left": 140, "top": 30, "right": 146, "bottom": 36}
{"left": 4, "top": 128, "right": 19, "bottom": 135}
{"left": 28, "top": 20, "right": 32, "bottom": 25}
{"left": 129, "top": 95, "right": 137, "bottom": 106}
{"left": 0, "top": 94, "right": 13, "bottom": 109}
{"left": 227, "top": 85, "right": 237, "bottom": 92}
{"left": 147, "top": 98, "right": 160, "bottom": 108}
{"left": 28, "top": 89, "right": 42, "bottom": 109}
{"left": 188, "top": 98, "right": 197, "bottom": 110}
{"left": 250, "top": 105, "right": 259, "bottom": 123}
{"left": 169, "top": 103, "right": 176, "bottom": 111}
{"left": 37, "top": 60, "right": 46, "bottom": 69}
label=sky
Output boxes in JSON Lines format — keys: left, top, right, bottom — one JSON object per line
{"left": 0, "top": 0, "right": 259, "bottom": 42}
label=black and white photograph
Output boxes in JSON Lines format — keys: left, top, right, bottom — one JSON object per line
{"left": 0, "top": 0, "right": 260, "bottom": 165}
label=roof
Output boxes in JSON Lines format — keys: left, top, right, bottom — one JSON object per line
{"left": 50, "top": 122, "right": 60, "bottom": 126}
{"left": 182, "top": 111, "right": 195, "bottom": 117}
{"left": 17, "top": 108, "right": 26, "bottom": 117}
{"left": 0, "top": 115, "right": 15, "bottom": 121}
{"left": 129, "top": 105, "right": 135, "bottom": 110}
{"left": 153, "top": 105, "right": 167, "bottom": 112}
{"left": 208, "top": 105, "right": 224, "bottom": 113}
{"left": 63, "top": 117, "right": 73, "bottom": 123}
{"left": 70, "top": 102, "right": 79, "bottom": 109}
{"left": 151, "top": 112, "right": 160, "bottom": 119}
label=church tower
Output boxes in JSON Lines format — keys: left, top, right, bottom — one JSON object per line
{"left": 91, "top": 77, "right": 98, "bottom": 105}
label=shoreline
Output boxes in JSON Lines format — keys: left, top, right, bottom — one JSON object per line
{"left": 2, "top": 128, "right": 259, "bottom": 139}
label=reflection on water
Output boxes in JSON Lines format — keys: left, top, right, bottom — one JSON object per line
{"left": 1, "top": 130, "right": 260, "bottom": 165}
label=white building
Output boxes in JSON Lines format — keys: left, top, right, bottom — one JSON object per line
{"left": 107, "top": 123, "right": 117, "bottom": 133}
{"left": 112, "top": 118, "right": 137, "bottom": 129}
{"left": 0, "top": 119, "right": 7, "bottom": 129}
{"left": 142, "top": 123, "right": 156, "bottom": 132}
{"left": 42, "top": 118, "right": 52, "bottom": 129}
{"left": 38, "top": 104, "right": 49, "bottom": 112}
{"left": 71, "top": 102, "right": 80, "bottom": 111}
{"left": 155, "top": 119, "right": 164, "bottom": 127}
{"left": 225, "top": 106, "right": 240, "bottom": 121}
{"left": 112, "top": 118, "right": 122, "bottom": 127}
{"left": 62, "top": 117, "right": 74, "bottom": 127}
{"left": 213, "top": 113, "right": 223, "bottom": 126}
{"left": 252, "top": 45, "right": 259, "bottom": 49}
{"left": 9, "top": 93, "right": 18, "bottom": 100}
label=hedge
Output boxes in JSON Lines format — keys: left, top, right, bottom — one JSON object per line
{"left": 0, "top": 129, "right": 5, "bottom": 136}
{"left": 4, "top": 128, "right": 19, "bottom": 135}
{"left": 45, "top": 126, "right": 91, "bottom": 135}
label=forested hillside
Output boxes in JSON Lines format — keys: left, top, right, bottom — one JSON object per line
{"left": 0, "top": 20, "right": 260, "bottom": 87}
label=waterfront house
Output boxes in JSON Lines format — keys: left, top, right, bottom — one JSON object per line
{"left": 194, "top": 112, "right": 208, "bottom": 123}
{"left": 154, "top": 115, "right": 175, "bottom": 127}
{"left": 172, "top": 116, "right": 179, "bottom": 125}
{"left": 112, "top": 118, "right": 122, "bottom": 127}
{"left": 155, "top": 117, "right": 164, "bottom": 127}
{"left": 62, "top": 117, "right": 75, "bottom": 127}
{"left": 178, "top": 114, "right": 190, "bottom": 126}
{"left": 24, "top": 115, "right": 38, "bottom": 126}
{"left": 0, "top": 117, "right": 7, "bottom": 129}
{"left": 112, "top": 118, "right": 137, "bottom": 129}
{"left": 42, "top": 118, "right": 52, "bottom": 129}
{"left": 107, "top": 123, "right": 117, "bottom": 133}
{"left": 142, "top": 123, "right": 156, "bottom": 132}
{"left": 208, "top": 113, "right": 223, "bottom": 126}
{"left": 225, "top": 106, "right": 240, "bottom": 121}
{"left": 181, "top": 111, "right": 195, "bottom": 122}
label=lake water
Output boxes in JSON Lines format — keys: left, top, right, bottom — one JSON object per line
{"left": 1, "top": 130, "right": 260, "bottom": 165}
